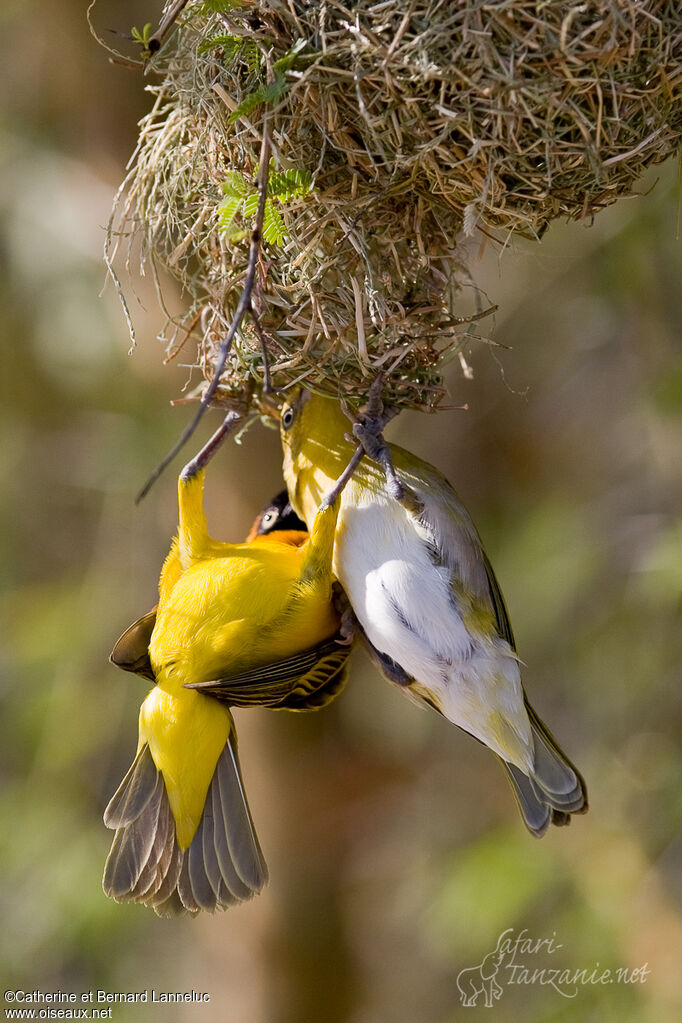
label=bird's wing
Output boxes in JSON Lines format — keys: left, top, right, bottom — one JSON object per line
{"left": 266, "top": 643, "right": 349, "bottom": 710}
{"left": 184, "top": 636, "right": 349, "bottom": 710}
{"left": 109, "top": 610, "right": 157, "bottom": 681}
{"left": 481, "top": 549, "right": 516, "bottom": 649}
{"left": 400, "top": 457, "right": 516, "bottom": 649}
{"left": 102, "top": 735, "right": 267, "bottom": 916}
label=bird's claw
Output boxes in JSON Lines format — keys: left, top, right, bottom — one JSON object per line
{"left": 333, "top": 586, "right": 358, "bottom": 645}
{"left": 344, "top": 376, "right": 405, "bottom": 502}
{"left": 351, "top": 421, "right": 405, "bottom": 501}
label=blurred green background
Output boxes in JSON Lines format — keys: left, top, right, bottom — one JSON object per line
{"left": 1, "top": 2, "right": 680, "bottom": 1021}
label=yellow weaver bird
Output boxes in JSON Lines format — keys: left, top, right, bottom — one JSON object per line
{"left": 103, "top": 420, "right": 350, "bottom": 916}
{"left": 110, "top": 489, "right": 309, "bottom": 683}
{"left": 280, "top": 388, "right": 588, "bottom": 837}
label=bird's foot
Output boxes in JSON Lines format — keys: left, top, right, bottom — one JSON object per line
{"left": 343, "top": 377, "right": 425, "bottom": 514}
{"left": 342, "top": 376, "right": 404, "bottom": 502}
{"left": 363, "top": 639, "right": 413, "bottom": 686}
{"left": 333, "top": 585, "right": 358, "bottom": 646}
{"left": 180, "top": 410, "right": 242, "bottom": 481}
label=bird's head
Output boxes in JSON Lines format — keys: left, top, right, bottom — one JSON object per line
{"left": 279, "top": 389, "right": 356, "bottom": 519}
{"left": 279, "top": 387, "right": 312, "bottom": 457}
{"left": 279, "top": 388, "right": 351, "bottom": 459}
{"left": 244, "top": 489, "right": 307, "bottom": 543}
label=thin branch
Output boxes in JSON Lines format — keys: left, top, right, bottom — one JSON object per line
{"left": 201, "top": 119, "right": 272, "bottom": 411}
{"left": 163, "top": 308, "right": 202, "bottom": 364}
{"left": 319, "top": 446, "right": 365, "bottom": 509}
{"left": 179, "top": 410, "right": 242, "bottom": 481}
{"left": 250, "top": 310, "right": 273, "bottom": 395}
{"left": 136, "top": 118, "right": 272, "bottom": 503}
{"left": 148, "top": 0, "right": 191, "bottom": 57}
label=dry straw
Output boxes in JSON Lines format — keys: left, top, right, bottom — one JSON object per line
{"left": 108, "top": 0, "right": 681, "bottom": 414}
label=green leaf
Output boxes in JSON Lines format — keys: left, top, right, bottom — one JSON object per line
{"left": 221, "top": 159, "right": 309, "bottom": 244}
{"left": 272, "top": 38, "right": 309, "bottom": 74}
{"left": 243, "top": 193, "right": 259, "bottom": 219}
{"left": 228, "top": 89, "right": 261, "bottom": 124}
{"left": 218, "top": 195, "right": 243, "bottom": 232}
{"left": 196, "top": 0, "right": 245, "bottom": 14}
{"left": 243, "top": 41, "right": 263, "bottom": 75}
{"left": 130, "top": 23, "right": 153, "bottom": 56}
{"left": 268, "top": 167, "right": 313, "bottom": 202}
{"left": 223, "top": 226, "right": 248, "bottom": 243}
{"left": 130, "top": 24, "right": 151, "bottom": 44}
{"left": 220, "top": 172, "right": 249, "bottom": 198}
{"left": 262, "top": 201, "right": 287, "bottom": 245}
{"left": 262, "top": 73, "right": 288, "bottom": 105}
{"left": 198, "top": 32, "right": 240, "bottom": 56}
{"left": 197, "top": 32, "right": 261, "bottom": 70}
{"left": 228, "top": 71, "right": 288, "bottom": 123}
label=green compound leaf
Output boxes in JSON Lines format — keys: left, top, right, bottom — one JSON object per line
{"left": 225, "top": 39, "right": 309, "bottom": 123}
{"left": 198, "top": 32, "right": 261, "bottom": 71}
{"left": 262, "top": 75, "right": 288, "bottom": 104}
{"left": 262, "top": 201, "right": 286, "bottom": 246}
{"left": 196, "top": 0, "right": 245, "bottom": 14}
{"left": 223, "top": 225, "right": 248, "bottom": 243}
{"left": 221, "top": 172, "right": 249, "bottom": 198}
{"left": 198, "top": 32, "right": 240, "bottom": 57}
{"left": 272, "top": 38, "right": 309, "bottom": 74}
{"left": 228, "top": 71, "right": 287, "bottom": 123}
{"left": 268, "top": 167, "right": 313, "bottom": 202}
{"left": 130, "top": 23, "right": 152, "bottom": 44}
{"left": 218, "top": 161, "right": 311, "bottom": 247}
{"left": 242, "top": 192, "right": 259, "bottom": 219}
{"left": 130, "top": 23, "right": 154, "bottom": 58}
{"left": 218, "top": 195, "right": 244, "bottom": 232}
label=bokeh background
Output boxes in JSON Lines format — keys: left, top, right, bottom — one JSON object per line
{"left": 1, "top": 2, "right": 681, "bottom": 1021}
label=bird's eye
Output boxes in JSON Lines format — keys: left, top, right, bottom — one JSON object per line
{"left": 281, "top": 406, "right": 296, "bottom": 430}
{"left": 262, "top": 511, "right": 276, "bottom": 525}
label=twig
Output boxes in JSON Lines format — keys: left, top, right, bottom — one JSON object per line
{"left": 196, "top": 121, "right": 272, "bottom": 410}
{"left": 319, "top": 446, "right": 365, "bottom": 509}
{"left": 180, "top": 410, "right": 242, "bottom": 481}
{"left": 250, "top": 311, "right": 273, "bottom": 395}
{"left": 135, "top": 118, "right": 272, "bottom": 503}
{"left": 163, "top": 308, "right": 202, "bottom": 364}
{"left": 148, "top": 0, "right": 190, "bottom": 57}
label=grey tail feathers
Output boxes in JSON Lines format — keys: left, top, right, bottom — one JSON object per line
{"left": 500, "top": 702, "right": 588, "bottom": 838}
{"left": 102, "top": 736, "right": 267, "bottom": 915}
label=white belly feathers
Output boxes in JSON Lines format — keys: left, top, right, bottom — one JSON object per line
{"left": 332, "top": 489, "right": 532, "bottom": 770}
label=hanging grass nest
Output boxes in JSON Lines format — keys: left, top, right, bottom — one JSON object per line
{"left": 108, "top": 0, "right": 681, "bottom": 414}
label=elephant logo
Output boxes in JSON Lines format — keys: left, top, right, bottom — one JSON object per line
{"left": 456, "top": 945, "right": 506, "bottom": 1007}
